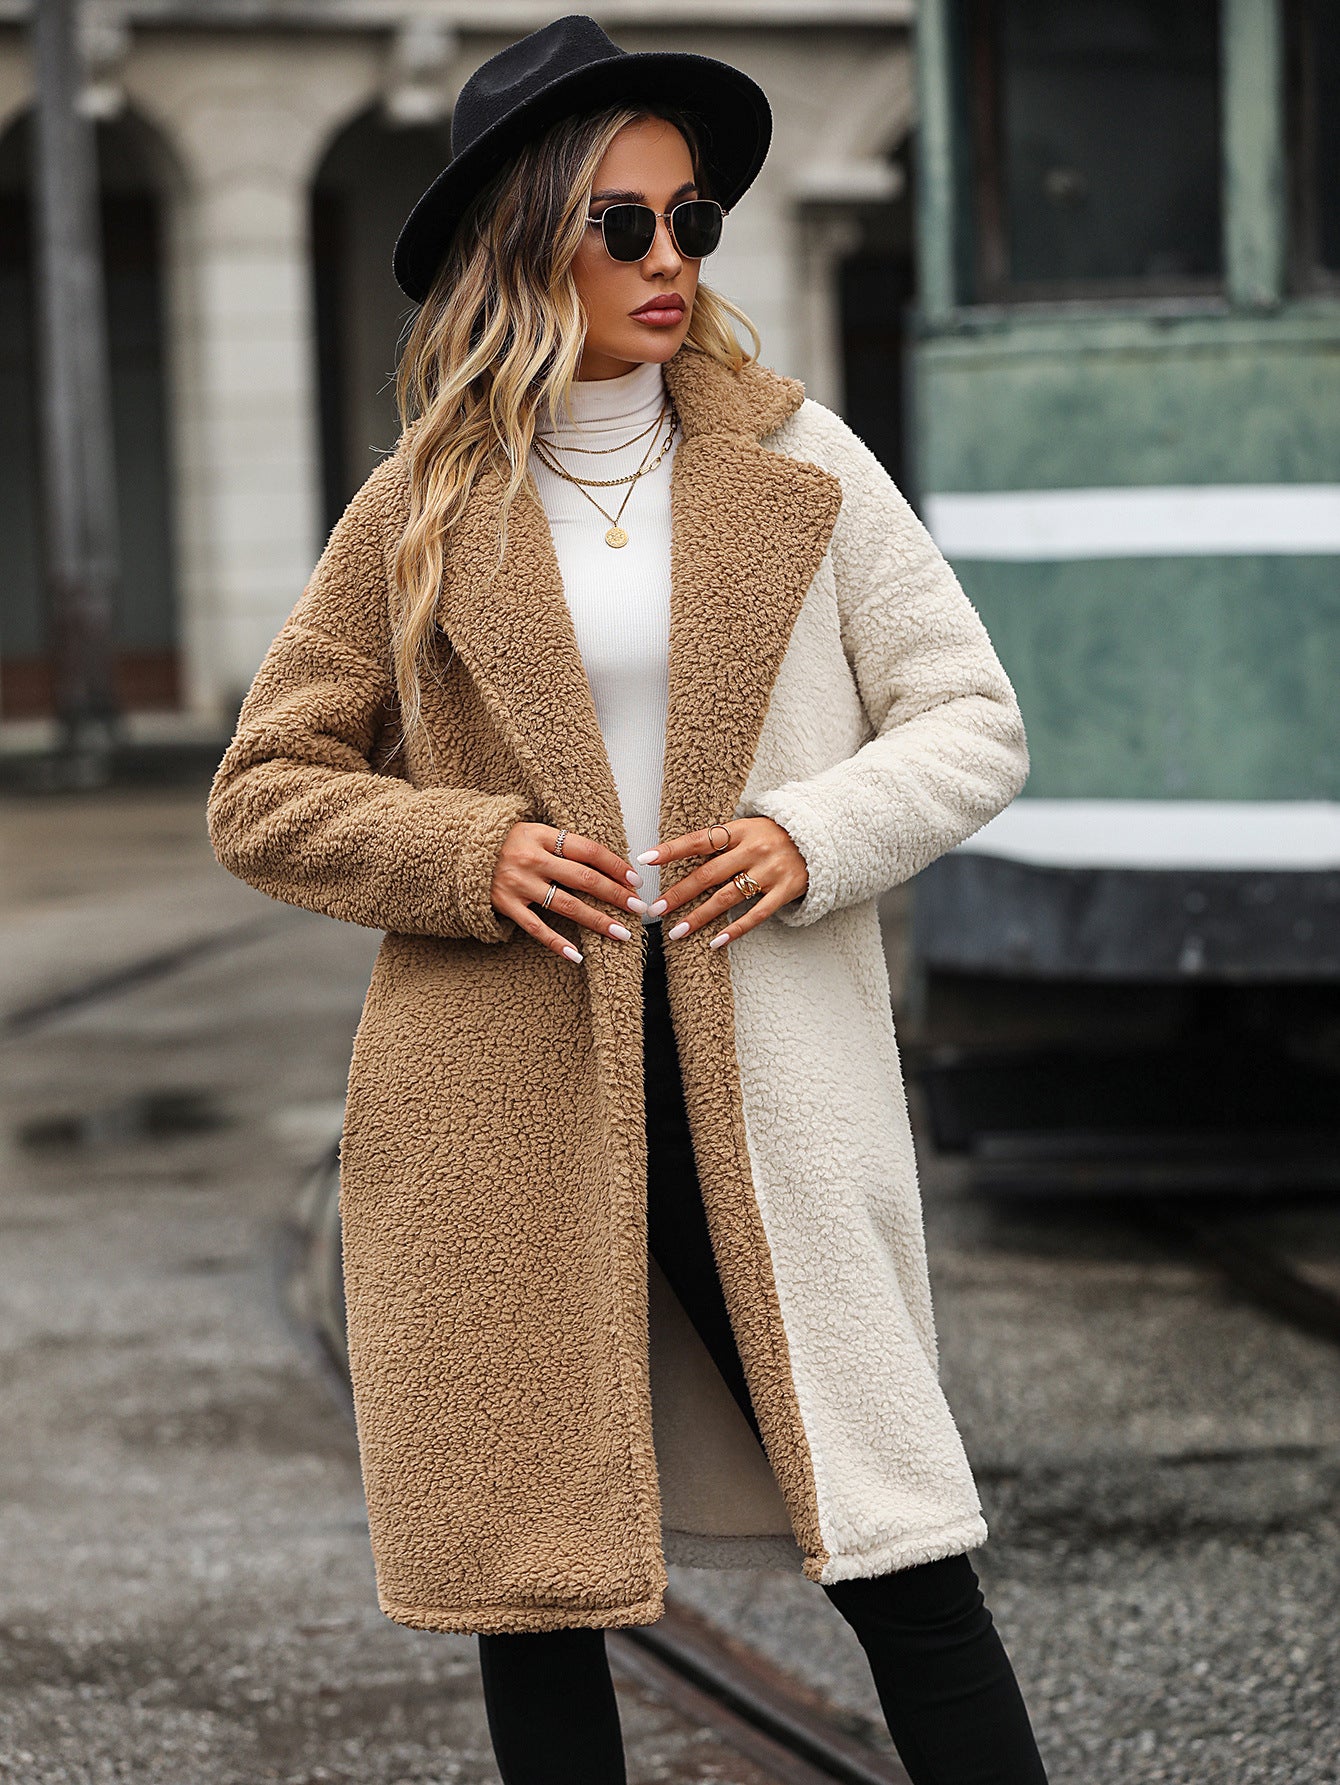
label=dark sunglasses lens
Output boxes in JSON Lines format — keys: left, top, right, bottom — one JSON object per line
{"left": 601, "top": 204, "right": 657, "bottom": 262}
{"left": 671, "top": 202, "right": 723, "bottom": 258}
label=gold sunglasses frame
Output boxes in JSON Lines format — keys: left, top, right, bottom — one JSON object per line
{"left": 583, "top": 199, "right": 727, "bottom": 263}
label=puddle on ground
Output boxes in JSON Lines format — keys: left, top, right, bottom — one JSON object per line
{"left": 17, "top": 1089, "right": 229, "bottom": 1152}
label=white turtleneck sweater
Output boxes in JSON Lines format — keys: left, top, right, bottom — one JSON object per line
{"left": 529, "top": 358, "right": 676, "bottom": 914}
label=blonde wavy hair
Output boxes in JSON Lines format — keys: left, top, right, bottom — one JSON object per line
{"left": 391, "top": 102, "right": 760, "bottom": 750}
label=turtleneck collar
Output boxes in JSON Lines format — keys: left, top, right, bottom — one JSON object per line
{"left": 538, "top": 358, "right": 667, "bottom": 438}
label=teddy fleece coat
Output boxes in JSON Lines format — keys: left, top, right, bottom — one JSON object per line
{"left": 207, "top": 344, "right": 1029, "bottom": 1636}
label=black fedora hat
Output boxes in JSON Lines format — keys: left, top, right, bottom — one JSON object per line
{"left": 392, "top": 13, "right": 771, "bottom": 304}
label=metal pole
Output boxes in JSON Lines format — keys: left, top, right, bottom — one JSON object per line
{"left": 30, "top": 0, "right": 121, "bottom": 782}
{"left": 1222, "top": 0, "right": 1287, "bottom": 309}
{"left": 913, "top": 0, "right": 961, "bottom": 325}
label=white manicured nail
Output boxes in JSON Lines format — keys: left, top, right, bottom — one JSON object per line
{"left": 709, "top": 932, "right": 730, "bottom": 949}
{"left": 668, "top": 921, "right": 690, "bottom": 940}
{"left": 648, "top": 899, "right": 667, "bottom": 917}
{"left": 609, "top": 923, "right": 632, "bottom": 941}
{"left": 625, "top": 869, "right": 643, "bottom": 886}
{"left": 637, "top": 849, "right": 660, "bottom": 864}
{"left": 563, "top": 945, "right": 583, "bottom": 963}
{"left": 627, "top": 896, "right": 648, "bottom": 914}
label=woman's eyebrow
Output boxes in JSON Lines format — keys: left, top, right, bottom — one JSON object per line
{"left": 590, "top": 179, "right": 699, "bottom": 203}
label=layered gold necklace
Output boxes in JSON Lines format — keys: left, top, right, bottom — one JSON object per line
{"left": 531, "top": 401, "right": 678, "bottom": 549}
{"left": 534, "top": 404, "right": 663, "bottom": 458}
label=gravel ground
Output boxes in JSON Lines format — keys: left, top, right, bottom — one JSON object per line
{"left": 3, "top": 783, "right": 1338, "bottom": 1784}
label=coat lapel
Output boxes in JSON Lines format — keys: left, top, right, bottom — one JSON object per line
{"left": 435, "top": 456, "right": 629, "bottom": 854}
{"left": 658, "top": 349, "right": 844, "bottom": 850}
{"left": 434, "top": 345, "right": 843, "bottom": 863}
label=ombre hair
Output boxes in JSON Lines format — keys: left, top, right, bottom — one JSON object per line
{"left": 391, "top": 103, "right": 760, "bottom": 751}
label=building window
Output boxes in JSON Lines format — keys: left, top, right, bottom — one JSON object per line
{"left": 965, "top": 0, "right": 1223, "bottom": 301}
{"left": 1287, "top": 0, "right": 1340, "bottom": 290}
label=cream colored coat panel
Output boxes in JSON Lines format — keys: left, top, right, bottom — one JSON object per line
{"left": 723, "top": 397, "right": 1028, "bottom": 1579}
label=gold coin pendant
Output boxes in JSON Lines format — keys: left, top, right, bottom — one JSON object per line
{"left": 605, "top": 525, "right": 629, "bottom": 549}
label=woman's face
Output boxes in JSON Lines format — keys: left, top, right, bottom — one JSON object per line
{"left": 570, "top": 116, "right": 702, "bottom": 380}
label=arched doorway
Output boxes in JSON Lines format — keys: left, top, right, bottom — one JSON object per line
{"left": 0, "top": 107, "right": 179, "bottom": 720}
{"left": 311, "top": 108, "right": 452, "bottom": 533}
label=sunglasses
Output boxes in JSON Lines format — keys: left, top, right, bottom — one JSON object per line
{"left": 585, "top": 199, "right": 726, "bottom": 263}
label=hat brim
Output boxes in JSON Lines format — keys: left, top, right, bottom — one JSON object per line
{"left": 392, "top": 50, "right": 771, "bottom": 304}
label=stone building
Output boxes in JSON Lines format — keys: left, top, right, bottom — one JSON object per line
{"left": 0, "top": 2, "right": 915, "bottom": 739}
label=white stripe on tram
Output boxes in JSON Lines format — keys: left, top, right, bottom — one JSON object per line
{"left": 956, "top": 801, "right": 1340, "bottom": 871}
{"left": 924, "top": 485, "right": 1340, "bottom": 560}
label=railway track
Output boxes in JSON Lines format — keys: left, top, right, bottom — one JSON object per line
{"left": 911, "top": 1041, "right": 1340, "bottom": 1348}
{"left": 610, "top": 1605, "right": 908, "bottom": 1784}
{"left": 1, "top": 915, "right": 280, "bottom": 1041}
{"left": 1135, "top": 1197, "right": 1340, "bottom": 1348}
{"left": 15, "top": 925, "right": 1340, "bottom": 1778}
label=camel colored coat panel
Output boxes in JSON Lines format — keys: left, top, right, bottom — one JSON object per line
{"left": 207, "top": 346, "right": 1029, "bottom": 1635}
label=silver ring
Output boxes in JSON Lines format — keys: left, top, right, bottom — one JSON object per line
{"left": 541, "top": 882, "right": 559, "bottom": 910}
{"left": 554, "top": 828, "right": 569, "bottom": 858}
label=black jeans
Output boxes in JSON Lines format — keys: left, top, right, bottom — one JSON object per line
{"left": 478, "top": 923, "right": 1048, "bottom": 1785}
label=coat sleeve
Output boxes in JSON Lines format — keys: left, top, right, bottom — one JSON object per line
{"left": 739, "top": 405, "right": 1029, "bottom": 927}
{"left": 206, "top": 455, "right": 537, "bottom": 944}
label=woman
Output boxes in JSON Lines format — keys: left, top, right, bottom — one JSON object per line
{"left": 208, "top": 15, "right": 1046, "bottom": 1782}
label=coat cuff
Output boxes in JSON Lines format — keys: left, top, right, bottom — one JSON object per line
{"left": 737, "top": 785, "right": 841, "bottom": 927}
{"left": 424, "top": 788, "right": 538, "bottom": 944}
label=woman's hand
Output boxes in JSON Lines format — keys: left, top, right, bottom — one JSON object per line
{"left": 637, "top": 817, "right": 807, "bottom": 948}
{"left": 491, "top": 823, "right": 648, "bottom": 963}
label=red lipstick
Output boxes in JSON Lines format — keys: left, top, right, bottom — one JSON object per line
{"left": 630, "top": 292, "right": 686, "bottom": 327}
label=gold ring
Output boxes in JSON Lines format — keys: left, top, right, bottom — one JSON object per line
{"left": 541, "top": 882, "right": 559, "bottom": 909}
{"left": 708, "top": 824, "right": 732, "bottom": 854}
{"left": 553, "top": 828, "right": 569, "bottom": 858}
{"left": 732, "top": 871, "right": 763, "bottom": 899}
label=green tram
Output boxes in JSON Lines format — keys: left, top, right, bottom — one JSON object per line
{"left": 902, "top": 0, "right": 1340, "bottom": 1189}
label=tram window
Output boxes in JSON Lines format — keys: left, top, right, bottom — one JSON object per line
{"left": 967, "top": 0, "right": 1222, "bottom": 298}
{"left": 1287, "top": 0, "right": 1340, "bottom": 287}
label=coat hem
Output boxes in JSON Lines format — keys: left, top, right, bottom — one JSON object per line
{"left": 809, "top": 1513, "right": 989, "bottom": 1585}
{"left": 378, "top": 1588, "right": 667, "bottom": 1637}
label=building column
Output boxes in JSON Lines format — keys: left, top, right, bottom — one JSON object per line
{"left": 127, "top": 40, "right": 378, "bottom": 720}
{"left": 709, "top": 168, "right": 803, "bottom": 377}
{"left": 763, "top": 39, "right": 912, "bottom": 397}
{"left": 791, "top": 211, "right": 863, "bottom": 411}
